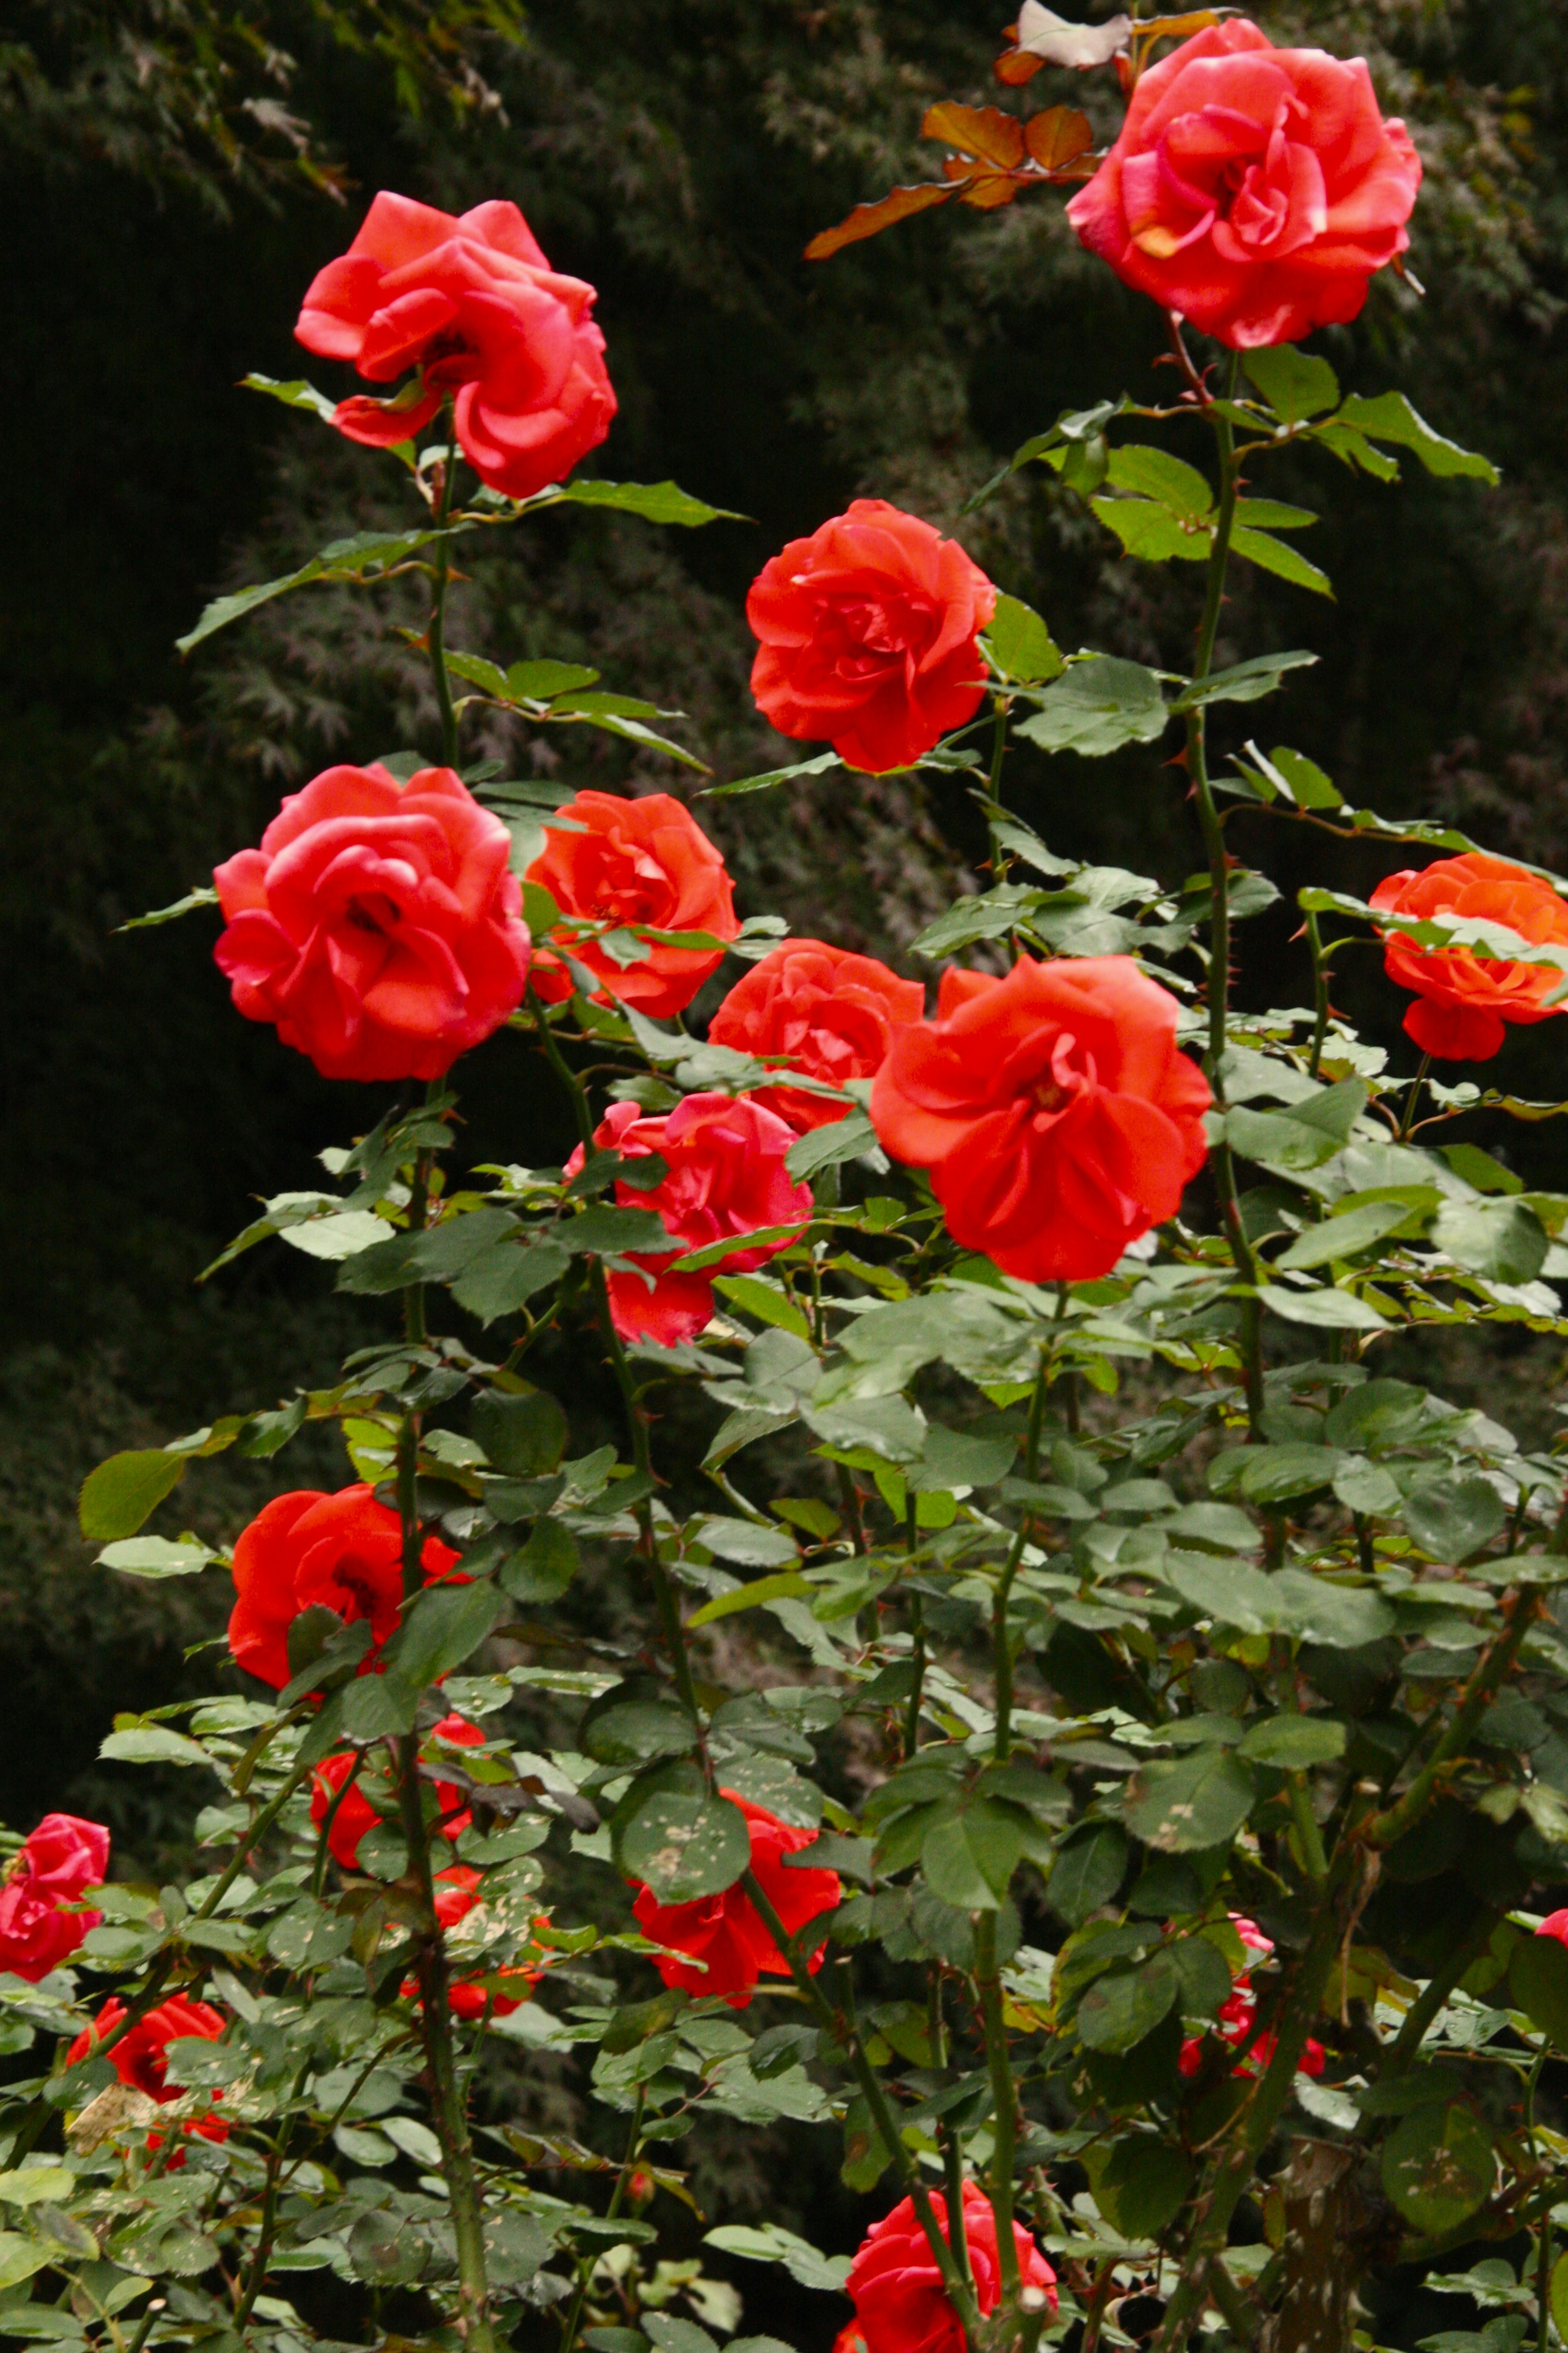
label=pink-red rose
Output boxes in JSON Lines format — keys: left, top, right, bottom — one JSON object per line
{"left": 1370, "top": 852, "right": 1568, "bottom": 1062}
{"left": 228, "top": 1484, "right": 462, "bottom": 1690}
{"left": 748, "top": 501, "right": 997, "bottom": 774}
{"left": 0, "top": 1815, "right": 109, "bottom": 1982}
{"left": 708, "top": 941, "right": 925, "bottom": 1133}
{"left": 566, "top": 1094, "right": 811, "bottom": 1346}
{"left": 1066, "top": 21, "right": 1421, "bottom": 349}
{"left": 525, "top": 791, "right": 739, "bottom": 1019}
{"left": 871, "top": 956, "right": 1211, "bottom": 1282}
{"left": 846, "top": 2182, "right": 1057, "bottom": 2353}
{"left": 214, "top": 763, "right": 531, "bottom": 1083}
{"left": 295, "top": 193, "right": 616, "bottom": 499}
{"left": 631, "top": 1794, "right": 841, "bottom": 2007}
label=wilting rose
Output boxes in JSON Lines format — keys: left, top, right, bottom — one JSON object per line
{"left": 401, "top": 1867, "right": 544, "bottom": 2017}
{"left": 631, "top": 1793, "right": 841, "bottom": 2007}
{"left": 311, "top": 1716, "right": 485, "bottom": 1869}
{"left": 0, "top": 1815, "right": 109, "bottom": 1982}
{"left": 214, "top": 763, "right": 531, "bottom": 1083}
{"left": 748, "top": 501, "right": 997, "bottom": 774}
{"left": 295, "top": 193, "right": 616, "bottom": 499}
{"left": 708, "top": 941, "right": 925, "bottom": 1133}
{"left": 1370, "top": 852, "right": 1568, "bottom": 1061}
{"left": 1178, "top": 1913, "right": 1325, "bottom": 2081}
{"left": 68, "top": 1998, "right": 230, "bottom": 2155}
{"left": 566, "top": 1095, "right": 811, "bottom": 1346}
{"left": 1066, "top": 22, "right": 1422, "bottom": 349}
{"left": 871, "top": 957, "right": 1210, "bottom": 1281}
{"left": 847, "top": 2182, "right": 1058, "bottom": 2353}
{"left": 526, "top": 791, "right": 739, "bottom": 1018}
{"left": 228, "top": 1484, "right": 461, "bottom": 1690}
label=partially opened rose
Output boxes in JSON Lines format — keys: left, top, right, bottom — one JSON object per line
{"left": 708, "top": 941, "right": 925, "bottom": 1132}
{"left": 1370, "top": 852, "right": 1568, "bottom": 1062}
{"left": 748, "top": 501, "right": 997, "bottom": 774}
{"left": 312, "top": 1716, "right": 484, "bottom": 1869}
{"left": 68, "top": 1997, "right": 230, "bottom": 2157}
{"left": 632, "top": 1793, "right": 840, "bottom": 2007}
{"left": 1067, "top": 21, "right": 1422, "bottom": 348}
{"left": 871, "top": 956, "right": 1210, "bottom": 1281}
{"left": 228, "top": 1484, "right": 461, "bottom": 1690}
{"left": 847, "top": 2182, "right": 1057, "bottom": 2353}
{"left": 525, "top": 791, "right": 739, "bottom": 1018}
{"left": 0, "top": 1815, "right": 109, "bottom": 1982}
{"left": 214, "top": 763, "right": 531, "bottom": 1082}
{"left": 566, "top": 1094, "right": 811, "bottom": 1345}
{"left": 295, "top": 193, "right": 616, "bottom": 499}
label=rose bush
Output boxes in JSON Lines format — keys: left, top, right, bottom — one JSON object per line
{"left": 525, "top": 790, "right": 739, "bottom": 1017}
{"left": 708, "top": 940, "right": 924, "bottom": 1132}
{"left": 1370, "top": 850, "right": 1568, "bottom": 1061}
{"left": 227, "top": 1483, "right": 462, "bottom": 1687}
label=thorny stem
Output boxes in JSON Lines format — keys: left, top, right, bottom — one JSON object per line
{"left": 428, "top": 404, "right": 462, "bottom": 769}
{"left": 557, "top": 2089, "right": 646, "bottom": 2353}
{"left": 1397, "top": 1051, "right": 1434, "bottom": 1142}
{"left": 905, "top": 1590, "right": 927, "bottom": 1760}
{"left": 986, "top": 699, "right": 1011, "bottom": 883}
{"left": 1365, "top": 1583, "right": 1542, "bottom": 1849}
{"left": 993, "top": 1344, "right": 1054, "bottom": 1763}
{"left": 1304, "top": 907, "right": 1332, "bottom": 1081}
{"left": 838, "top": 1463, "right": 870, "bottom": 1556}
{"left": 974, "top": 1909, "right": 1021, "bottom": 2302}
{"left": 1080, "top": 2259, "right": 1118, "bottom": 2353}
{"left": 928, "top": 1974, "right": 972, "bottom": 2291}
{"left": 233, "top": 2055, "right": 311, "bottom": 2328}
{"left": 1383, "top": 1906, "right": 1503, "bottom": 2073}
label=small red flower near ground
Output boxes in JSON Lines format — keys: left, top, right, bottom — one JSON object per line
{"left": 311, "top": 1716, "right": 486, "bottom": 1869}
{"left": 213, "top": 763, "right": 531, "bottom": 1083}
{"left": 747, "top": 501, "right": 997, "bottom": 774}
{"left": 525, "top": 791, "right": 739, "bottom": 1019}
{"left": 846, "top": 2181, "right": 1057, "bottom": 2353}
{"left": 295, "top": 193, "right": 616, "bottom": 498}
{"left": 0, "top": 1815, "right": 109, "bottom": 1982}
{"left": 631, "top": 1793, "right": 841, "bottom": 2007}
{"left": 68, "top": 1998, "right": 230, "bottom": 2157}
{"left": 227, "top": 1484, "right": 462, "bottom": 1691}
{"left": 870, "top": 956, "right": 1211, "bottom": 1282}
{"left": 1370, "top": 852, "right": 1568, "bottom": 1062}
{"left": 708, "top": 941, "right": 925, "bottom": 1133}
{"left": 1066, "top": 21, "right": 1422, "bottom": 350}
{"left": 566, "top": 1095, "right": 811, "bottom": 1347}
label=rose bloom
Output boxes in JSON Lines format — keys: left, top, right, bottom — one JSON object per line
{"left": 214, "top": 763, "right": 531, "bottom": 1084}
{"left": 1539, "top": 1912, "right": 1568, "bottom": 1945}
{"left": 69, "top": 1997, "right": 230, "bottom": 2156}
{"left": 708, "top": 941, "right": 925, "bottom": 1133}
{"left": 567, "top": 1095, "right": 811, "bottom": 1346}
{"left": 1067, "top": 21, "right": 1421, "bottom": 349}
{"left": 0, "top": 1815, "right": 109, "bottom": 1982}
{"left": 1370, "top": 852, "right": 1568, "bottom": 1062}
{"left": 526, "top": 791, "right": 739, "bottom": 1019}
{"left": 632, "top": 1793, "right": 841, "bottom": 2008}
{"left": 401, "top": 1867, "right": 543, "bottom": 2017}
{"left": 871, "top": 957, "right": 1210, "bottom": 1282}
{"left": 847, "top": 2182, "right": 1057, "bottom": 2353}
{"left": 1178, "top": 1914, "right": 1325, "bottom": 2081}
{"left": 228, "top": 1484, "right": 462, "bottom": 1690}
{"left": 312, "top": 1716, "right": 484, "bottom": 1869}
{"left": 295, "top": 193, "right": 615, "bottom": 499}
{"left": 748, "top": 500, "right": 997, "bottom": 774}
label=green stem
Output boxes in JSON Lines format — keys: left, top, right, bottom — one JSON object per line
{"left": 1382, "top": 1907, "right": 1503, "bottom": 2073}
{"left": 1366, "top": 1584, "right": 1541, "bottom": 1849}
{"left": 974, "top": 1910, "right": 1021, "bottom": 2301}
{"left": 986, "top": 698, "right": 1011, "bottom": 885}
{"left": 1287, "top": 1774, "right": 1327, "bottom": 1886}
{"left": 234, "top": 2056, "right": 311, "bottom": 2329}
{"left": 1304, "top": 908, "right": 1331, "bottom": 1082}
{"left": 837, "top": 1463, "right": 869, "bottom": 1557}
{"left": 1397, "top": 1051, "right": 1434, "bottom": 1143}
{"left": 558, "top": 2090, "right": 646, "bottom": 2353}
{"left": 1208, "top": 2257, "right": 1255, "bottom": 2348}
{"left": 929, "top": 1974, "right": 972, "bottom": 2291}
{"left": 1080, "top": 2259, "right": 1117, "bottom": 2353}
{"left": 428, "top": 404, "right": 461, "bottom": 769}
{"left": 905, "top": 1590, "right": 927, "bottom": 1760}
{"left": 994, "top": 1345, "right": 1053, "bottom": 1764}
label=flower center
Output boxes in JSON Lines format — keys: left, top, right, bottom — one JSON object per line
{"left": 345, "top": 894, "right": 401, "bottom": 937}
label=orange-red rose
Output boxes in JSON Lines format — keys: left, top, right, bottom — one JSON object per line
{"left": 214, "top": 763, "right": 530, "bottom": 1083}
{"left": 747, "top": 501, "right": 997, "bottom": 775}
{"left": 69, "top": 1998, "right": 230, "bottom": 2156}
{"left": 871, "top": 956, "right": 1210, "bottom": 1282}
{"left": 1066, "top": 22, "right": 1421, "bottom": 349}
{"left": 228, "top": 1484, "right": 461, "bottom": 1690}
{"left": 526, "top": 792, "right": 739, "bottom": 1018}
{"left": 1370, "top": 852, "right": 1568, "bottom": 1062}
{"left": 631, "top": 1793, "right": 841, "bottom": 2007}
{"left": 311, "top": 1715, "right": 484, "bottom": 1869}
{"left": 566, "top": 1095, "right": 811, "bottom": 1346}
{"left": 846, "top": 2183, "right": 1057, "bottom": 2353}
{"left": 295, "top": 193, "right": 616, "bottom": 499}
{"left": 0, "top": 1815, "right": 109, "bottom": 1982}
{"left": 708, "top": 941, "right": 925, "bottom": 1133}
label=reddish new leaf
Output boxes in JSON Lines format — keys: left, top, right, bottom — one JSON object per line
{"left": 993, "top": 46, "right": 1045, "bottom": 84}
{"left": 804, "top": 181, "right": 954, "bottom": 262}
{"left": 921, "top": 103, "right": 1026, "bottom": 169}
{"left": 1024, "top": 106, "right": 1095, "bottom": 171}
{"left": 955, "top": 170, "right": 1025, "bottom": 212}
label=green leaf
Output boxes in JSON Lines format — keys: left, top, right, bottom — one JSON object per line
{"left": 0, "top": 2239, "right": 56, "bottom": 2295}
{"left": 704, "top": 2224, "right": 851, "bottom": 2294}
{"left": 1104, "top": 445, "right": 1215, "bottom": 517}
{"left": 581, "top": 1681, "right": 699, "bottom": 1768}
{"left": 690, "top": 1517, "right": 800, "bottom": 1568}
{"left": 1210, "top": 1443, "right": 1340, "bottom": 1504}
{"left": 1508, "top": 1931, "right": 1568, "bottom": 2047}
{"left": 1336, "top": 393, "right": 1499, "bottom": 484}
{"left": 97, "top": 1535, "right": 213, "bottom": 1577}
{"left": 704, "top": 752, "right": 844, "bottom": 800}
{"left": 79, "top": 1448, "right": 187, "bottom": 1541}
{"left": 116, "top": 884, "right": 220, "bottom": 932}
{"left": 1256, "top": 1283, "right": 1391, "bottom": 1333}
{"left": 1381, "top": 2103, "right": 1495, "bottom": 2235}
{"left": 1225, "top": 1077, "right": 1367, "bottom": 1174}
{"left": 177, "top": 527, "right": 465, "bottom": 654}
{"left": 668, "top": 1224, "right": 805, "bottom": 1274}
{"left": 452, "top": 1238, "right": 571, "bottom": 1324}
{"left": 1016, "top": 658, "right": 1170, "bottom": 757}
{"left": 1434, "top": 1198, "right": 1549, "bottom": 1283}
{"left": 1174, "top": 651, "right": 1317, "bottom": 712}
{"left": 1123, "top": 1751, "right": 1256, "bottom": 1852}
{"left": 1243, "top": 344, "right": 1341, "bottom": 422}
{"left": 548, "top": 478, "right": 747, "bottom": 527}
{"left": 1163, "top": 1553, "right": 1277, "bottom": 1634}
{"left": 381, "top": 1579, "right": 507, "bottom": 1693}
{"left": 982, "top": 593, "right": 1063, "bottom": 684}
{"left": 613, "top": 1762, "right": 752, "bottom": 1901}
{"left": 472, "top": 1387, "right": 569, "bottom": 1477}
{"left": 100, "top": 1725, "right": 211, "bottom": 1767}
{"left": 687, "top": 1572, "right": 813, "bottom": 1628}
{"left": 786, "top": 1112, "right": 879, "bottom": 1180}
{"left": 1269, "top": 1569, "right": 1397, "bottom": 1648}
{"left": 1077, "top": 1952, "right": 1180, "bottom": 2051}
{"left": 1090, "top": 497, "right": 1214, "bottom": 563}
{"left": 565, "top": 1206, "right": 674, "bottom": 1256}
{"left": 499, "top": 1519, "right": 580, "bottom": 1605}
{"left": 1049, "top": 1824, "right": 1128, "bottom": 1925}
{"left": 921, "top": 1796, "right": 1031, "bottom": 1909}
{"left": 1273, "top": 1200, "right": 1413, "bottom": 1271}
{"left": 243, "top": 370, "right": 341, "bottom": 422}
{"left": 1238, "top": 1715, "right": 1345, "bottom": 1767}
{"left": 1230, "top": 527, "right": 1334, "bottom": 597}
{"left": 1402, "top": 1477, "right": 1508, "bottom": 1562}
{"left": 713, "top": 1275, "right": 811, "bottom": 1339}
{"left": 1098, "top": 2138, "right": 1193, "bottom": 2239}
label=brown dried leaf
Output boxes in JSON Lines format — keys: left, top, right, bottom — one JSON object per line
{"left": 921, "top": 102, "right": 1026, "bottom": 170}
{"left": 803, "top": 181, "right": 954, "bottom": 262}
{"left": 1024, "top": 105, "right": 1095, "bottom": 171}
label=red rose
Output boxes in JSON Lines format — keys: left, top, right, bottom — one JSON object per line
{"left": 400, "top": 1867, "right": 544, "bottom": 2017}
{"left": 311, "top": 1715, "right": 484, "bottom": 1869}
{"left": 69, "top": 1997, "right": 230, "bottom": 2155}
{"left": 870, "top": 957, "right": 1210, "bottom": 1282}
{"left": 1176, "top": 1914, "right": 1324, "bottom": 2081}
{"left": 708, "top": 942, "right": 925, "bottom": 1133}
{"left": 214, "top": 763, "right": 531, "bottom": 1084}
{"left": 847, "top": 2182, "right": 1057, "bottom": 2353}
{"left": 566, "top": 1095, "right": 812, "bottom": 1346}
{"left": 1370, "top": 852, "right": 1568, "bottom": 1062}
{"left": 526, "top": 792, "right": 739, "bottom": 1019}
{"left": 1539, "top": 1911, "right": 1568, "bottom": 1946}
{"left": 227, "top": 1484, "right": 461, "bottom": 1690}
{"left": 747, "top": 501, "right": 997, "bottom": 775}
{"left": 294, "top": 193, "right": 616, "bottom": 500}
{"left": 1066, "top": 21, "right": 1421, "bottom": 349}
{"left": 631, "top": 1793, "right": 841, "bottom": 2008}
{"left": 0, "top": 1815, "right": 109, "bottom": 1983}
